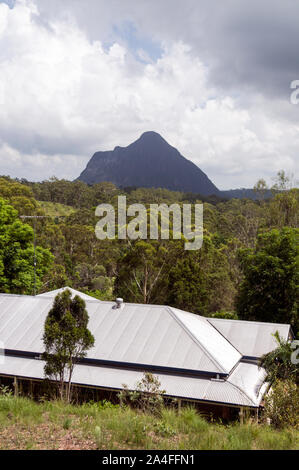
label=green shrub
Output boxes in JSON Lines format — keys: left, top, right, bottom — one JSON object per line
{"left": 118, "top": 372, "right": 165, "bottom": 415}
{"left": 0, "top": 385, "right": 13, "bottom": 397}
{"left": 210, "top": 311, "right": 238, "bottom": 320}
{"left": 97, "top": 400, "right": 119, "bottom": 411}
{"left": 263, "top": 379, "right": 299, "bottom": 429}
{"left": 153, "top": 421, "right": 176, "bottom": 437}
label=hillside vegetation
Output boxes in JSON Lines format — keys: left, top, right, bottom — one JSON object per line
{"left": 0, "top": 395, "right": 298, "bottom": 450}
{"left": 0, "top": 173, "right": 297, "bottom": 335}
{"left": 37, "top": 201, "right": 75, "bottom": 217}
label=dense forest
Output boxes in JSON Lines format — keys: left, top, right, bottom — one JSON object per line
{"left": 0, "top": 172, "right": 298, "bottom": 335}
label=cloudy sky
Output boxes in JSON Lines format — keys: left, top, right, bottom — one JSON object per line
{"left": 0, "top": 0, "right": 298, "bottom": 189}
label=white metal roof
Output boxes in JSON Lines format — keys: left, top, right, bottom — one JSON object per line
{"left": 169, "top": 308, "right": 241, "bottom": 373}
{"left": 208, "top": 318, "right": 291, "bottom": 358}
{"left": 37, "top": 287, "right": 99, "bottom": 302}
{"left": 0, "top": 355, "right": 267, "bottom": 407}
{"left": 0, "top": 295, "right": 240, "bottom": 374}
{"left": 228, "top": 362, "right": 268, "bottom": 406}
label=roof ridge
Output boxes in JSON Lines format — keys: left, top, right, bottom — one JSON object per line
{"left": 206, "top": 318, "right": 243, "bottom": 357}
{"left": 209, "top": 317, "right": 291, "bottom": 328}
{"left": 226, "top": 374, "right": 257, "bottom": 407}
{"left": 226, "top": 378, "right": 255, "bottom": 407}
{"left": 166, "top": 306, "right": 227, "bottom": 374}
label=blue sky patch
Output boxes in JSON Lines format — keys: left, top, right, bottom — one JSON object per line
{"left": 0, "top": 0, "right": 15, "bottom": 8}
{"left": 112, "top": 21, "right": 162, "bottom": 63}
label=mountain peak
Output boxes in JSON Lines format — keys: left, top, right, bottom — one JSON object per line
{"left": 78, "top": 132, "right": 219, "bottom": 196}
{"left": 134, "top": 131, "right": 169, "bottom": 148}
{"left": 139, "top": 131, "right": 164, "bottom": 140}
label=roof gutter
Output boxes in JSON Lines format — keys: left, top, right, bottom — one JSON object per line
{"left": 3, "top": 349, "right": 228, "bottom": 380}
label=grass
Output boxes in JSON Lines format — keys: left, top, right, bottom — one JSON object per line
{"left": 0, "top": 396, "right": 298, "bottom": 450}
{"left": 37, "top": 201, "right": 75, "bottom": 217}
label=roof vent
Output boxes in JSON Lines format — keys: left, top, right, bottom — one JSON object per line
{"left": 211, "top": 374, "right": 225, "bottom": 382}
{"left": 114, "top": 298, "right": 124, "bottom": 309}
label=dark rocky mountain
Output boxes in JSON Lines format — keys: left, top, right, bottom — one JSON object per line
{"left": 78, "top": 131, "right": 219, "bottom": 196}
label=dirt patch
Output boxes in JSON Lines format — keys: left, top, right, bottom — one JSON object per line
{"left": 0, "top": 423, "right": 97, "bottom": 450}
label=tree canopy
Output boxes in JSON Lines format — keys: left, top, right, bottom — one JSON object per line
{"left": 0, "top": 198, "right": 53, "bottom": 294}
{"left": 237, "top": 228, "right": 299, "bottom": 332}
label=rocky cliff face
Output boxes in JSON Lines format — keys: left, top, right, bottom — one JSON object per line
{"left": 78, "top": 131, "right": 219, "bottom": 196}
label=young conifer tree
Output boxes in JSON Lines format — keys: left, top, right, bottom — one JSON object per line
{"left": 43, "top": 289, "right": 95, "bottom": 401}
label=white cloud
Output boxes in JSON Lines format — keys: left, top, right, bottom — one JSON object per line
{"left": 0, "top": 0, "right": 298, "bottom": 189}
{"left": 0, "top": 141, "right": 86, "bottom": 180}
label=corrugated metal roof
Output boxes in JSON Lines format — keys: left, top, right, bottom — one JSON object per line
{"left": 228, "top": 362, "right": 268, "bottom": 406}
{"left": 0, "top": 295, "right": 240, "bottom": 374}
{"left": 37, "top": 287, "right": 99, "bottom": 302}
{"left": 0, "top": 355, "right": 266, "bottom": 407}
{"left": 208, "top": 318, "right": 291, "bottom": 357}
{"left": 169, "top": 308, "right": 241, "bottom": 373}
